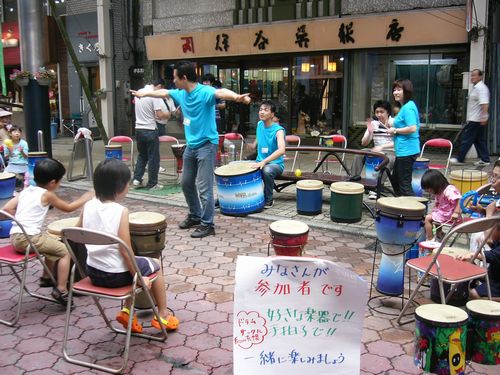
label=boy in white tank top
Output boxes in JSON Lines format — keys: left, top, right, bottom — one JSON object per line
{"left": 2, "top": 158, "right": 94, "bottom": 306}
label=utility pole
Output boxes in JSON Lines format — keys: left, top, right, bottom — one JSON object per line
{"left": 17, "top": 0, "right": 51, "bottom": 155}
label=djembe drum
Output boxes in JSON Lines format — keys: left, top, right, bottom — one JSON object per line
{"left": 171, "top": 144, "right": 186, "bottom": 174}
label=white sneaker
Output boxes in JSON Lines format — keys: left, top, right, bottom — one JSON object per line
{"left": 149, "top": 184, "right": 164, "bottom": 191}
{"left": 159, "top": 166, "right": 166, "bottom": 172}
{"left": 368, "top": 191, "right": 377, "bottom": 200}
{"left": 474, "top": 160, "right": 490, "bottom": 167}
{"left": 132, "top": 179, "right": 142, "bottom": 187}
{"left": 450, "top": 158, "right": 465, "bottom": 165}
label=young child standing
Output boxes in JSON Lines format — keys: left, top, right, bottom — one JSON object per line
{"left": 421, "top": 169, "right": 462, "bottom": 240}
{"left": 2, "top": 158, "right": 94, "bottom": 306}
{"left": 79, "top": 158, "right": 179, "bottom": 333}
{"left": 248, "top": 100, "right": 286, "bottom": 208}
{"left": 4, "top": 126, "right": 28, "bottom": 189}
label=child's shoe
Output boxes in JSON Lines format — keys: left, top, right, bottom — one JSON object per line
{"left": 151, "top": 314, "right": 179, "bottom": 331}
{"left": 116, "top": 308, "right": 143, "bottom": 333}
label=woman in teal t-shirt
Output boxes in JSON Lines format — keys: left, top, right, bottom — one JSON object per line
{"left": 388, "top": 79, "right": 420, "bottom": 196}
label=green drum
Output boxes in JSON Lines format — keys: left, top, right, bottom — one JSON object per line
{"left": 329, "top": 182, "right": 364, "bottom": 223}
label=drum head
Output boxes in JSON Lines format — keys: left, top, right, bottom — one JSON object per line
{"left": 47, "top": 217, "right": 80, "bottom": 236}
{"left": 466, "top": 300, "right": 500, "bottom": 319}
{"left": 416, "top": 304, "right": 468, "bottom": 325}
{"left": 376, "top": 197, "right": 426, "bottom": 218}
{"left": 450, "top": 169, "right": 487, "bottom": 182}
{"left": 434, "top": 246, "right": 468, "bottom": 257}
{"left": 416, "top": 157, "right": 430, "bottom": 162}
{"left": 28, "top": 151, "right": 48, "bottom": 157}
{"left": 105, "top": 144, "right": 122, "bottom": 150}
{"left": 171, "top": 144, "right": 186, "bottom": 149}
{"left": 419, "top": 240, "right": 441, "bottom": 250}
{"left": 0, "top": 172, "right": 15, "bottom": 180}
{"left": 214, "top": 163, "right": 256, "bottom": 177}
{"left": 297, "top": 179, "right": 324, "bottom": 190}
{"left": 270, "top": 220, "right": 309, "bottom": 236}
{"left": 330, "top": 181, "right": 364, "bottom": 195}
{"left": 129, "top": 212, "right": 166, "bottom": 226}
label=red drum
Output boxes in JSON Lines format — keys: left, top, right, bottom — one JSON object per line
{"left": 269, "top": 220, "right": 309, "bottom": 256}
{"left": 171, "top": 144, "right": 186, "bottom": 174}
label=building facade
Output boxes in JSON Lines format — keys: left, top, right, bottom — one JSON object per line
{"left": 142, "top": 0, "right": 497, "bottom": 153}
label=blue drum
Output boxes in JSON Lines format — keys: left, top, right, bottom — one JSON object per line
{"left": 105, "top": 145, "right": 122, "bottom": 160}
{"left": 296, "top": 179, "right": 323, "bottom": 215}
{"left": 376, "top": 243, "right": 406, "bottom": 296}
{"left": 215, "top": 163, "right": 264, "bottom": 215}
{"left": 365, "top": 155, "right": 384, "bottom": 182}
{"left": 375, "top": 197, "right": 425, "bottom": 245}
{"left": 0, "top": 172, "right": 16, "bottom": 198}
{"left": 412, "top": 157, "right": 429, "bottom": 197}
{"left": 28, "top": 152, "right": 48, "bottom": 186}
{"left": 0, "top": 219, "right": 12, "bottom": 238}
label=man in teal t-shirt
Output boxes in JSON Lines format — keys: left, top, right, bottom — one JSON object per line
{"left": 248, "top": 100, "right": 286, "bottom": 208}
{"left": 131, "top": 61, "right": 251, "bottom": 238}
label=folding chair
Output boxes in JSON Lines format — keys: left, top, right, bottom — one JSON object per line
{"left": 108, "top": 136, "right": 135, "bottom": 172}
{"left": 61, "top": 227, "right": 167, "bottom": 374}
{"left": 315, "top": 134, "right": 347, "bottom": 174}
{"left": 397, "top": 216, "right": 500, "bottom": 325}
{"left": 419, "top": 138, "right": 453, "bottom": 177}
{"left": 0, "top": 210, "right": 58, "bottom": 327}
{"left": 224, "top": 133, "right": 245, "bottom": 161}
{"left": 159, "top": 135, "right": 180, "bottom": 181}
{"left": 284, "top": 135, "right": 301, "bottom": 171}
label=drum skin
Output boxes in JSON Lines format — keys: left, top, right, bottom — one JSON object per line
{"left": 414, "top": 304, "right": 468, "bottom": 375}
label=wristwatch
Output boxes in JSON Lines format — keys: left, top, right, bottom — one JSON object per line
{"left": 394, "top": 128, "right": 398, "bottom": 135}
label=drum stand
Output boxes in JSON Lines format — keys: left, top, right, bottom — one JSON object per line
{"left": 367, "top": 238, "right": 419, "bottom": 317}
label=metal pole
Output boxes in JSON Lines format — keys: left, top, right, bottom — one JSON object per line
{"left": 37, "top": 130, "right": 45, "bottom": 152}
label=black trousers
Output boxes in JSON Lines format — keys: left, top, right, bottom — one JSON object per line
{"left": 391, "top": 154, "right": 418, "bottom": 196}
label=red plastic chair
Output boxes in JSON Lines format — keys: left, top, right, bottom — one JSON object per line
{"left": 159, "top": 135, "right": 180, "bottom": 180}
{"left": 315, "top": 134, "right": 347, "bottom": 174}
{"left": 224, "top": 133, "right": 245, "bottom": 161}
{"left": 419, "top": 138, "right": 453, "bottom": 177}
{"left": 285, "top": 135, "right": 301, "bottom": 171}
{"left": 108, "top": 136, "right": 135, "bottom": 172}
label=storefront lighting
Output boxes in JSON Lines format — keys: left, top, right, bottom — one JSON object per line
{"left": 301, "top": 63, "right": 310, "bottom": 72}
{"left": 340, "top": 57, "right": 345, "bottom": 61}
{"left": 327, "top": 62, "right": 337, "bottom": 72}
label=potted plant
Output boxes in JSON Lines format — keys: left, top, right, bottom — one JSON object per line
{"left": 9, "top": 69, "right": 32, "bottom": 86}
{"left": 34, "top": 67, "right": 56, "bottom": 86}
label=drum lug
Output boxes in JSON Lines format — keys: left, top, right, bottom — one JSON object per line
{"left": 375, "top": 209, "right": 381, "bottom": 222}
{"left": 397, "top": 214, "right": 404, "bottom": 228}
{"left": 155, "top": 229, "right": 161, "bottom": 242}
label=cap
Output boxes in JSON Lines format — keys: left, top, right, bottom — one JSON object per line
{"left": 0, "top": 110, "right": 12, "bottom": 117}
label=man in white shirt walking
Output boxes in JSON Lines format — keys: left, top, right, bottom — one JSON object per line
{"left": 451, "top": 69, "right": 490, "bottom": 166}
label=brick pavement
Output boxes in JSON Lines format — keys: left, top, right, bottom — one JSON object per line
{"left": 0, "top": 185, "right": 496, "bottom": 374}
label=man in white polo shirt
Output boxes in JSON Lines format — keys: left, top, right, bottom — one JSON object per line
{"left": 451, "top": 69, "right": 490, "bottom": 166}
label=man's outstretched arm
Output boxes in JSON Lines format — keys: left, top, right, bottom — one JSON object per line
{"left": 130, "top": 88, "right": 170, "bottom": 98}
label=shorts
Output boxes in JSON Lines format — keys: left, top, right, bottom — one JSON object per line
{"left": 475, "top": 279, "right": 500, "bottom": 298}
{"left": 11, "top": 232, "right": 67, "bottom": 262}
{"left": 87, "top": 256, "right": 160, "bottom": 288}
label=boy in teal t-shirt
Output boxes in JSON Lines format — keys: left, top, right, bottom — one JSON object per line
{"left": 248, "top": 100, "right": 286, "bottom": 208}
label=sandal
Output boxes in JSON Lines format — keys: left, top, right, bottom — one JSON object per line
{"left": 51, "top": 287, "right": 73, "bottom": 308}
{"left": 116, "top": 308, "right": 143, "bottom": 334}
{"left": 39, "top": 277, "right": 55, "bottom": 288}
{"left": 151, "top": 314, "right": 179, "bottom": 331}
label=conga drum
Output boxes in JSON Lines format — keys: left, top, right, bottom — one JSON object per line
{"left": 408, "top": 196, "right": 430, "bottom": 243}
{"left": 375, "top": 197, "right": 425, "bottom": 245}
{"left": 296, "top": 179, "right": 323, "bottom": 215}
{"left": 269, "top": 220, "right": 309, "bottom": 256}
{"left": 365, "top": 155, "right": 384, "bottom": 182}
{"left": 466, "top": 300, "right": 500, "bottom": 365}
{"left": 376, "top": 243, "right": 406, "bottom": 296}
{"left": 414, "top": 304, "right": 468, "bottom": 374}
{"left": 214, "top": 163, "right": 265, "bottom": 215}
{"left": 27, "top": 152, "right": 48, "bottom": 186}
{"left": 412, "top": 157, "right": 429, "bottom": 197}
{"left": 0, "top": 172, "right": 16, "bottom": 199}
{"left": 128, "top": 212, "right": 167, "bottom": 257}
{"left": 450, "top": 170, "right": 488, "bottom": 194}
{"left": 47, "top": 217, "right": 80, "bottom": 239}
{"left": 329, "top": 182, "right": 364, "bottom": 223}
{"left": 429, "top": 247, "right": 470, "bottom": 306}
{"left": 171, "top": 144, "right": 186, "bottom": 174}
{"left": 105, "top": 144, "right": 122, "bottom": 160}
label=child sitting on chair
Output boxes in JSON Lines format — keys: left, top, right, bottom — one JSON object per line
{"left": 248, "top": 100, "right": 286, "bottom": 208}
{"left": 421, "top": 169, "right": 462, "bottom": 240}
{"left": 79, "top": 158, "right": 179, "bottom": 333}
{"left": 2, "top": 158, "right": 94, "bottom": 306}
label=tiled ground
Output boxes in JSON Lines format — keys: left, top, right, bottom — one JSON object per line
{"left": 0, "top": 186, "right": 496, "bottom": 374}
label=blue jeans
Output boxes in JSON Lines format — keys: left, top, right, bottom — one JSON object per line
{"left": 133, "top": 129, "right": 160, "bottom": 188}
{"left": 457, "top": 121, "right": 490, "bottom": 162}
{"left": 262, "top": 164, "right": 283, "bottom": 203}
{"left": 182, "top": 142, "right": 217, "bottom": 226}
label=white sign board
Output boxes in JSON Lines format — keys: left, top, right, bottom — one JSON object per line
{"left": 233, "top": 256, "right": 368, "bottom": 375}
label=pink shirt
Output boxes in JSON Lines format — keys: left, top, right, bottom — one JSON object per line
{"left": 431, "top": 184, "right": 462, "bottom": 223}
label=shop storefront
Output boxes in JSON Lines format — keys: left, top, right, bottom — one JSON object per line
{"left": 146, "top": 8, "right": 467, "bottom": 139}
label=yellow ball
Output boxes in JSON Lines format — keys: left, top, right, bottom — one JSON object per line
{"left": 294, "top": 169, "right": 302, "bottom": 177}
{"left": 4, "top": 139, "right": 13, "bottom": 148}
